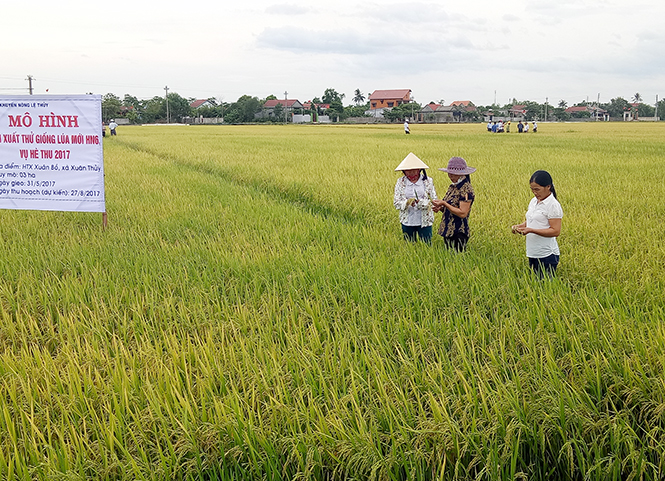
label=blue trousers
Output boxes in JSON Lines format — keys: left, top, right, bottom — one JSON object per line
{"left": 402, "top": 225, "right": 432, "bottom": 244}
{"left": 529, "top": 254, "right": 559, "bottom": 277}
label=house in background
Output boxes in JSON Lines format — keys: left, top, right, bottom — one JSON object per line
{"left": 450, "top": 100, "right": 476, "bottom": 112}
{"left": 190, "top": 99, "right": 216, "bottom": 109}
{"left": 368, "top": 89, "right": 412, "bottom": 117}
{"left": 421, "top": 103, "right": 454, "bottom": 122}
{"left": 565, "top": 105, "right": 609, "bottom": 121}
{"left": 259, "top": 99, "right": 305, "bottom": 121}
{"left": 421, "top": 101, "right": 477, "bottom": 123}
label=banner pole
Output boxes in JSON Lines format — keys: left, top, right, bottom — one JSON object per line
{"left": 102, "top": 212, "right": 108, "bottom": 230}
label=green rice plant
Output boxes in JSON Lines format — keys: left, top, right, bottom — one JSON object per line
{"left": 0, "top": 122, "right": 664, "bottom": 479}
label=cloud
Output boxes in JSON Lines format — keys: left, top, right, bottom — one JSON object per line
{"left": 363, "top": 2, "right": 449, "bottom": 24}
{"left": 266, "top": 3, "right": 312, "bottom": 15}
{"left": 257, "top": 26, "right": 441, "bottom": 55}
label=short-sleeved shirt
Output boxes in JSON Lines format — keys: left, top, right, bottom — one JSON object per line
{"left": 438, "top": 177, "right": 475, "bottom": 238}
{"left": 525, "top": 194, "right": 563, "bottom": 258}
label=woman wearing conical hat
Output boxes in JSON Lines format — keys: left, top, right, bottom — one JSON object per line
{"left": 393, "top": 153, "right": 437, "bottom": 243}
{"left": 432, "top": 157, "right": 476, "bottom": 251}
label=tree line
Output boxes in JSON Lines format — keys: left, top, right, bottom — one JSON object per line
{"left": 101, "top": 90, "right": 664, "bottom": 124}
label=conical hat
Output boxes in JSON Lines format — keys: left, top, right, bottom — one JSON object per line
{"left": 395, "top": 152, "right": 429, "bottom": 171}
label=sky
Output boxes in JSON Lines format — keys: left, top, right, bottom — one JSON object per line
{"left": 2, "top": 0, "right": 664, "bottom": 107}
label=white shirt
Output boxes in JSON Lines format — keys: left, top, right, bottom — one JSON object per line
{"left": 403, "top": 177, "right": 426, "bottom": 226}
{"left": 525, "top": 194, "right": 563, "bottom": 258}
{"left": 393, "top": 175, "right": 436, "bottom": 227}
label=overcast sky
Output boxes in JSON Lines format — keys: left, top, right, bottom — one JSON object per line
{"left": 2, "top": 0, "right": 663, "bottom": 106}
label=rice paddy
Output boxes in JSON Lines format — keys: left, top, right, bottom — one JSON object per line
{"left": 0, "top": 122, "right": 664, "bottom": 480}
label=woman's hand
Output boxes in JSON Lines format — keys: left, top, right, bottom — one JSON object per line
{"left": 511, "top": 224, "right": 527, "bottom": 235}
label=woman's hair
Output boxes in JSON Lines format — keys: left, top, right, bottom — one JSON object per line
{"left": 530, "top": 170, "right": 556, "bottom": 198}
{"left": 421, "top": 169, "right": 428, "bottom": 181}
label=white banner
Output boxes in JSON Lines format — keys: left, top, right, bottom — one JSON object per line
{"left": 0, "top": 95, "right": 105, "bottom": 212}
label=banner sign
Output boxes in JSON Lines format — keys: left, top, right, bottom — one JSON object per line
{"left": 0, "top": 95, "right": 105, "bottom": 213}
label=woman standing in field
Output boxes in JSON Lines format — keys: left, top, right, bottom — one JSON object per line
{"left": 432, "top": 157, "right": 476, "bottom": 251}
{"left": 394, "top": 153, "right": 437, "bottom": 243}
{"left": 512, "top": 170, "right": 563, "bottom": 277}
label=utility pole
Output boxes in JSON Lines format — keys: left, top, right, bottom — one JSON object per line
{"left": 656, "top": 94, "right": 659, "bottom": 121}
{"left": 545, "top": 97, "right": 548, "bottom": 122}
{"left": 164, "top": 86, "right": 170, "bottom": 124}
{"left": 26, "top": 75, "right": 34, "bottom": 95}
{"left": 284, "top": 91, "right": 288, "bottom": 123}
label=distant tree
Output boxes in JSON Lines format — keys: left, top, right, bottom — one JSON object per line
{"left": 383, "top": 102, "right": 422, "bottom": 122}
{"left": 344, "top": 103, "right": 370, "bottom": 118}
{"left": 522, "top": 101, "right": 543, "bottom": 120}
{"left": 120, "top": 94, "right": 142, "bottom": 124}
{"left": 102, "top": 93, "right": 122, "bottom": 122}
{"left": 162, "top": 92, "right": 191, "bottom": 122}
{"left": 322, "top": 88, "right": 344, "bottom": 105}
{"left": 638, "top": 103, "right": 655, "bottom": 118}
{"left": 603, "top": 97, "right": 630, "bottom": 118}
{"left": 632, "top": 93, "right": 642, "bottom": 103}
{"left": 265, "top": 94, "right": 277, "bottom": 101}
{"left": 558, "top": 99, "right": 568, "bottom": 109}
{"left": 551, "top": 107, "right": 570, "bottom": 121}
{"left": 272, "top": 103, "right": 284, "bottom": 122}
{"left": 123, "top": 94, "right": 141, "bottom": 110}
{"left": 142, "top": 96, "right": 164, "bottom": 123}
{"left": 225, "top": 95, "right": 261, "bottom": 123}
{"left": 353, "top": 89, "right": 365, "bottom": 106}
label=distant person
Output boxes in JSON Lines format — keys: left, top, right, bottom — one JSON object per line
{"left": 491, "top": 122, "right": 497, "bottom": 133}
{"left": 511, "top": 170, "right": 563, "bottom": 277}
{"left": 109, "top": 120, "right": 118, "bottom": 136}
{"left": 524, "top": 122, "right": 529, "bottom": 133}
{"left": 517, "top": 121, "right": 523, "bottom": 133}
{"left": 506, "top": 120, "right": 511, "bottom": 133}
{"left": 487, "top": 121, "right": 492, "bottom": 132}
{"left": 394, "top": 153, "right": 437, "bottom": 243}
{"left": 533, "top": 121, "right": 538, "bottom": 132}
{"left": 498, "top": 120, "right": 504, "bottom": 133}
{"left": 102, "top": 123, "right": 106, "bottom": 137}
{"left": 404, "top": 119, "right": 410, "bottom": 134}
{"left": 432, "top": 157, "right": 476, "bottom": 251}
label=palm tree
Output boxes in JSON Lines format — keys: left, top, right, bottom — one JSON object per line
{"left": 353, "top": 89, "right": 364, "bottom": 106}
{"left": 632, "top": 93, "right": 642, "bottom": 103}
{"left": 558, "top": 99, "right": 568, "bottom": 109}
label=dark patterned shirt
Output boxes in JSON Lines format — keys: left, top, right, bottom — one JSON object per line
{"left": 438, "top": 177, "right": 475, "bottom": 238}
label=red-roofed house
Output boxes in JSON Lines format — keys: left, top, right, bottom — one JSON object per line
{"left": 190, "top": 99, "right": 215, "bottom": 109}
{"left": 565, "top": 105, "right": 609, "bottom": 121}
{"left": 450, "top": 100, "right": 477, "bottom": 112}
{"left": 259, "top": 99, "right": 305, "bottom": 121}
{"left": 368, "top": 89, "right": 412, "bottom": 117}
{"left": 421, "top": 103, "right": 455, "bottom": 122}
{"left": 421, "top": 103, "right": 441, "bottom": 113}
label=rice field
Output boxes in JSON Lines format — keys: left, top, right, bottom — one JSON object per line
{"left": 0, "top": 122, "right": 664, "bottom": 480}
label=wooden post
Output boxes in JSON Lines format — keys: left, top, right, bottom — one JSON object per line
{"left": 102, "top": 212, "right": 108, "bottom": 230}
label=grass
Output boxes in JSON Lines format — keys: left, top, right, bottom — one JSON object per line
{"left": 0, "top": 122, "right": 664, "bottom": 480}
